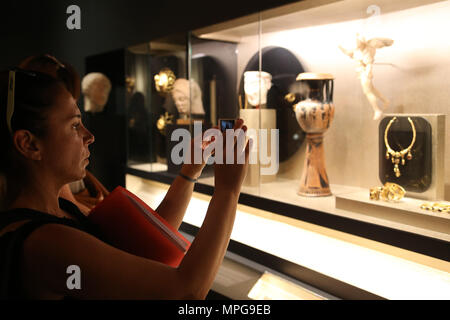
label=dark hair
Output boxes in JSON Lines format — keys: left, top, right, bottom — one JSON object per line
{"left": 19, "top": 54, "right": 81, "bottom": 100}
{"left": 0, "top": 69, "right": 66, "bottom": 174}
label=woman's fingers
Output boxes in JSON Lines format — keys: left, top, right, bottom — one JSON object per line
{"left": 233, "top": 118, "right": 244, "bottom": 130}
{"left": 245, "top": 138, "right": 251, "bottom": 163}
{"left": 200, "top": 119, "right": 248, "bottom": 165}
{"left": 223, "top": 119, "right": 242, "bottom": 148}
{"left": 224, "top": 119, "right": 246, "bottom": 152}
{"left": 232, "top": 125, "right": 248, "bottom": 164}
{"left": 233, "top": 119, "right": 245, "bottom": 147}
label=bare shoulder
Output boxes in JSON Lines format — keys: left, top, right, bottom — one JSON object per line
{"left": 20, "top": 223, "right": 184, "bottom": 299}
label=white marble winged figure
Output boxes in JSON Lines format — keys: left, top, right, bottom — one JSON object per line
{"left": 339, "top": 34, "right": 394, "bottom": 120}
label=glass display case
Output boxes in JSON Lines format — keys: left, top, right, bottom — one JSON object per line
{"left": 125, "top": 0, "right": 450, "bottom": 267}
{"left": 125, "top": 34, "right": 188, "bottom": 170}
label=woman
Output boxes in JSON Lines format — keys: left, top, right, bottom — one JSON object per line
{"left": 18, "top": 54, "right": 107, "bottom": 215}
{"left": 0, "top": 68, "right": 250, "bottom": 299}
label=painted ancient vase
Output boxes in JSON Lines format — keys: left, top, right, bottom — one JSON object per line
{"left": 293, "top": 73, "right": 334, "bottom": 196}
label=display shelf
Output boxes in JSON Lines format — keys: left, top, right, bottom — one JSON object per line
{"left": 180, "top": 231, "right": 333, "bottom": 300}
{"left": 129, "top": 162, "right": 168, "bottom": 173}
{"left": 336, "top": 191, "right": 450, "bottom": 236}
{"left": 179, "top": 221, "right": 380, "bottom": 300}
{"left": 126, "top": 167, "right": 450, "bottom": 261}
{"left": 126, "top": 174, "right": 450, "bottom": 299}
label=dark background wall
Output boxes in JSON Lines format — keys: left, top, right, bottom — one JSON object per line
{"left": 0, "top": 0, "right": 298, "bottom": 190}
{"left": 0, "top": 0, "right": 298, "bottom": 76}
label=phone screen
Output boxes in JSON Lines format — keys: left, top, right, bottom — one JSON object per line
{"left": 220, "top": 119, "right": 235, "bottom": 131}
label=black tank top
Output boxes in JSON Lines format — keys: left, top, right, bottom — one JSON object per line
{"left": 0, "top": 198, "right": 107, "bottom": 299}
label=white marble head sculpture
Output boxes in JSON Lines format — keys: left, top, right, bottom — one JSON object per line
{"left": 244, "top": 71, "right": 272, "bottom": 106}
{"left": 81, "top": 72, "right": 112, "bottom": 113}
{"left": 171, "top": 78, "right": 205, "bottom": 115}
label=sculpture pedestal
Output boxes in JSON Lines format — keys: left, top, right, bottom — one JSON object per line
{"left": 298, "top": 133, "right": 331, "bottom": 197}
{"left": 239, "top": 109, "right": 277, "bottom": 187}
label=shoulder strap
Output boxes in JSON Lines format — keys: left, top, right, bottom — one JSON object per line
{"left": 0, "top": 202, "right": 108, "bottom": 246}
{"left": 58, "top": 198, "right": 101, "bottom": 235}
{"left": 0, "top": 198, "right": 88, "bottom": 233}
{"left": 0, "top": 210, "right": 60, "bottom": 232}
{"left": 58, "top": 197, "right": 89, "bottom": 222}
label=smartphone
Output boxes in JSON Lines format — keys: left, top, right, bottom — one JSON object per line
{"left": 219, "top": 118, "right": 236, "bottom": 131}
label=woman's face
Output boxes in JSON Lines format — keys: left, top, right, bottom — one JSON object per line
{"left": 39, "top": 86, "right": 94, "bottom": 183}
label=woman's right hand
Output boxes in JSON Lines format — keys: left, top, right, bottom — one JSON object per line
{"left": 214, "top": 118, "right": 251, "bottom": 197}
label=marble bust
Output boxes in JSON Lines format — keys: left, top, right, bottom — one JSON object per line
{"left": 81, "top": 72, "right": 112, "bottom": 113}
{"left": 171, "top": 78, "right": 205, "bottom": 116}
{"left": 244, "top": 71, "right": 272, "bottom": 107}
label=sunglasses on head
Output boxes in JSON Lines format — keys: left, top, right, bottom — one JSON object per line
{"left": 6, "top": 56, "right": 68, "bottom": 135}
{"left": 6, "top": 68, "right": 39, "bottom": 135}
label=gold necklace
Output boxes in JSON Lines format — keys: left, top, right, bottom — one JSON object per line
{"left": 384, "top": 116, "right": 416, "bottom": 177}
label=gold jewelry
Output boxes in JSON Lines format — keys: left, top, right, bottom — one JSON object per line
{"left": 154, "top": 68, "right": 176, "bottom": 95}
{"left": 420, "top": 202, "right": 450, "bottom": 213}
{"left": 370, "top": 187, "right": 383, "bottom": 200}
{"left": 381, "top": 182, "right": 406, "bottom": 202}
{"left": 285, "top": 93, "right": 296, "bottom": 104}
{"left": 384, "top": 117, "right": 416, "bottom": 178}
{"left": 369, "top": 182, "right": 405, "bottom": 202}
{"left": 156, "top": 112, "right": 174, "bottom": 135}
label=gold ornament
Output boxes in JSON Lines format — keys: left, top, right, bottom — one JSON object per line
{"left": 285, "top": 93, "right": 296, "bottom": 104}
{"left": 384, "top": 117, "right": 416, "bottom": 178}
{"left": 154, "top": 68, "right": 176, "bottom": 95}
{"left": 420, "top": 202, "right": 450, "bottom": 213}
{"left": 370, "top": 187, "right": 383, "bottom": 200}
{"left": 369, "top": 182, "right": 406, "bottom": 202}
{"left": 156, "top": 112, "right": 174, "bottom": 135}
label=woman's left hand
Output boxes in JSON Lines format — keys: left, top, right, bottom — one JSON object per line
{"left": 179, "top": 126, "right": 218, "bottom": 180}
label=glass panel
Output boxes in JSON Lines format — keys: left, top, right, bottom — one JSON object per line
{"left": 190, "top": 16, "right": 260, "bottom": 188}
{"left": 190, "top": 0, "right": 450, "bottom": 241}
{"left": 125, "top": 33, "right": 188, "bottom": 175}
{"left": 125, "top": 43, "right": 152, "bottom": 170}
{"left": 237, "top": 17, "right": 264, "bottom": 197}
{"left": 124, "top": 0, "right": 450, "bottom": 241}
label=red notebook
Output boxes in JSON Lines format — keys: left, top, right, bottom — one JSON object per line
{"left": 88, "top": 186, "right": 190, "bottom": 267}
